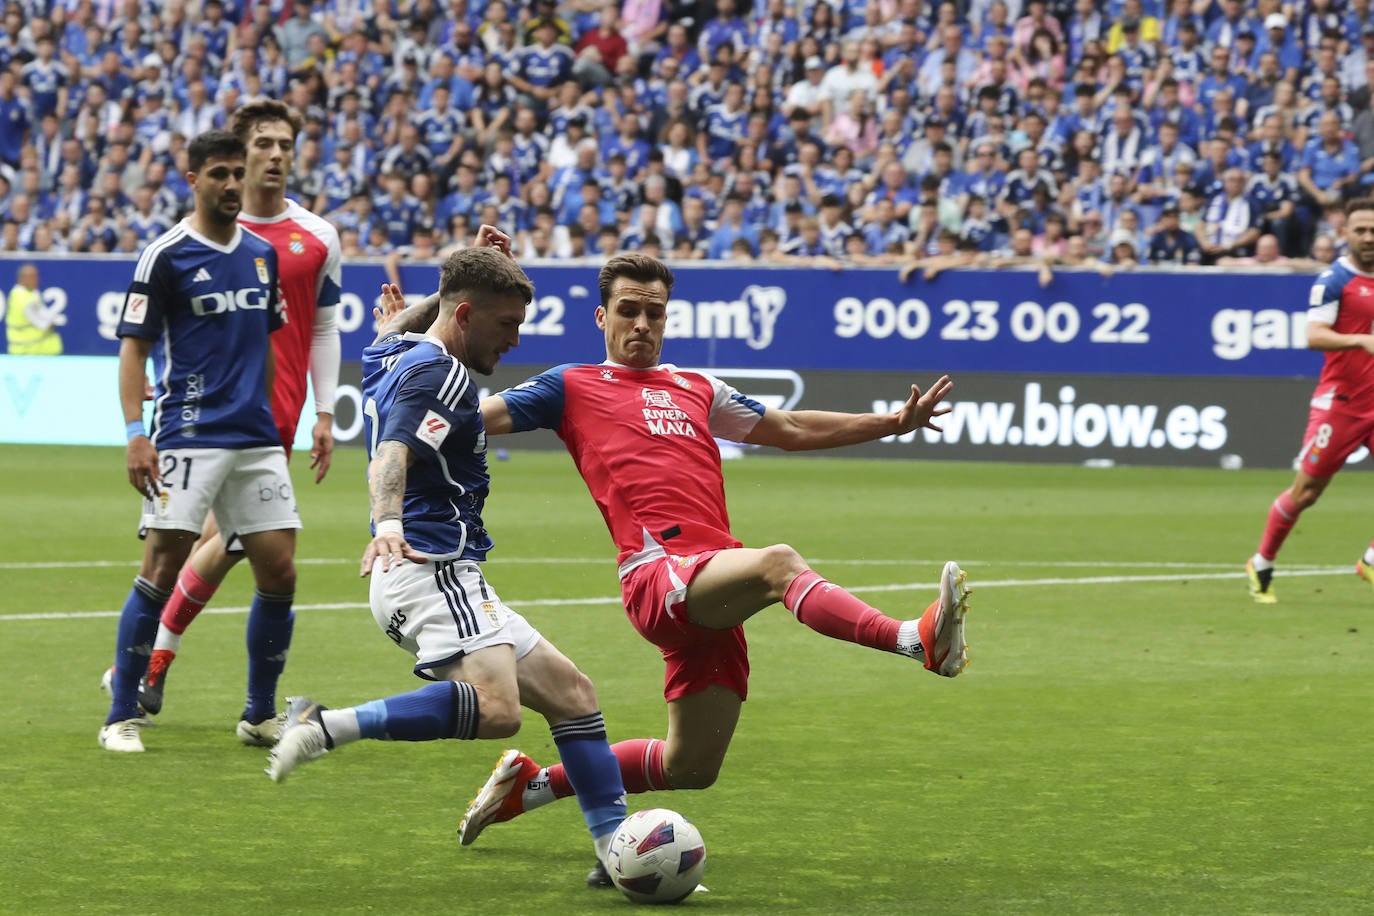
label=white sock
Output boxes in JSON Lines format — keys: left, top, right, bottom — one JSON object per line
{"left": 1250, "top": 554, "right": 1274, "bottom": 572}
{"left": 594, "top": 831, "right": 613, "bottom": 865}
{"left": 320, "top": 708, "right": 361, "bottom": 746}
{"left": 894, "top": 619, "right": 922, "bottom": 657}
{"left": 152, "top": 624, "right": 182, "bottom": 654}
{"left": 1363, "top": 547, "right": 1374, "bottom": 566}
{"left": 521, "top": 767, "right": 557, "bottom": 812}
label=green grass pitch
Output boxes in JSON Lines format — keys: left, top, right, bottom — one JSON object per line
{"left": 1, "top": 443, "right": 1371, "bottom": 914}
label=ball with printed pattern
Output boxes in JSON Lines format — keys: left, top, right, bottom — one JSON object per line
{"left": 607, "top": 808, "right": 707, "bottom": 904}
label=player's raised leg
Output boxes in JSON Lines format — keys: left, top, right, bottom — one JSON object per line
{"left": 685, "top": 545, "right": 971, "bottom": 675}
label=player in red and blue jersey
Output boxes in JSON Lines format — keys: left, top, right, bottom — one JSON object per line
{"left": 383, "top": 253, "right": 973, "bottom": 887}
{"left": 100, "top": 130, "right": 300, "bottom": 753}
{"left": 1246, "top": 198, "right": 1374, "bottom": 602}
{"left": 125, "top": 101, "right": 342, "bottom": 739}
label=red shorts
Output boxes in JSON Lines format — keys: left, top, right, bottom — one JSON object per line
{"left": 621, "top": 550, "right": 749, "bottom": 703}
{"left": 1298, "top": 406, "right": 1374, "bottom": 477}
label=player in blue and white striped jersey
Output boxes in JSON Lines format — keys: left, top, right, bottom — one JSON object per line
{"left": 100, "top": 130, "right": 301, "bottom": 754}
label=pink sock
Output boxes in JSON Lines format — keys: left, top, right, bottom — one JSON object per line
{"left": 160, "top": 567, "right": 218, "bottom": 633}
{"left": 782, "top": 570, "right": 901, "bottom": 651}
{"left": 1258, "top": 491, "right": 1301, "bottom": 561}
{"left": 549, "top": 738, "right": 667, "bottom": 797}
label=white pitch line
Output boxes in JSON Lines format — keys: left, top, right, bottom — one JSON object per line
{"left": 0, "top": 567, "right": 1355, "bottom": 622}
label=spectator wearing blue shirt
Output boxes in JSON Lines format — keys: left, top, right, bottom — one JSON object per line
{"left": 20, "top": 36, "right": 67, "bottom": 120}
{"left": 655, "top": 23, "right": 703, "bottom": 80}
{"left": 1301, "top": 47, "right": 1343, "bottom": 103}
{"left": 1147, "top": 78, "right": 1202, "bottom": 149}
{"left": 196, "top": 0, "right": 234, "bottom": 62}
{"left": 1299, "top": 112, "right": 1362, "bottom": 207}
{"left": 1146, "top": 201, "right": 1202, "bottom": 264}
{"left": 1245, "top": 114, "right": 1298, "bottom": 173}
{"left": 0, "top": 71, "right": 30, "bottom": 169}
{"left": 1341, "top": 0, "right": 1373, "bottom": 45}
{"left": 1243, "top": 52, "right": 1285, "bottom": 114}
{"left": 863, "top": 197, "right": 911, "bottom": 255}
{"left": 1299, "top": 77, "right": 1355, "bottom": 133}
{"left": 1203, "top": 0, "right": 1259, "bottom": 49}
{"left": 958, "top": 138, "right": 1007, "bottom": 209}
{"left": 919, "top": 25, "right": 980, "bottom": 99}
{"left": 600, "top": 111, "right": 652, "bottom": 178}
{"left": 1246, "top": 150, "right": 1300, "bottom": 254}
{"left": 316, "top": 141, "right": 365, "bottom": 215}
{"left": 1166, "top": 20, "right": 1206, "bottom": 87}
{"left": 508, "top": 18, "right": 574, "bottom": 113}
{"left": 1200, "top": 167, "right": 1261, "bottom": 262}
{"left": 699, "top": 0, "right": 749, "bottom": 61}
{"left": 707, "top": 193, "right": 760, "bottom": 259}
{"left": 439, "top": 20, "right": 487, "bottom": 85}
{"left": 416, "top": 55, "right": 475, "bottom": 112}
{"left": 1254, "top": 13, "right": 1302, "bottom": 84}
{"left": 379, "top": 123, "right": 435, "bottom": 183}
{"left": 415, "top": 84, "right": 466, "bottom": 173}
{"left": 699, "top": 82, "right": 749, "bottom": 166}
{"left": 372, "top": 171, "right": 426, "bottom": 248}
{"left": 558, "top": 177, "right": 615, "bottom": 226}
{"left": 1196, "top": 46, "right": 1249, "bottom": 118}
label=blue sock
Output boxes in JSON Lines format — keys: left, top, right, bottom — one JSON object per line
{"left": 107, "top": 577, "right": 168, "bottom": 725}
{"left": 552, "top": 712, "right": 628, "bottom": 840}
{"left": 243, "top": 589, "right": 294, "bottom": 724}
{"left": 355, "top": 681, "right": 480, "bottom": 741}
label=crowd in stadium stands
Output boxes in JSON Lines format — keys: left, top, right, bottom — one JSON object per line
{"left": 0, "top": 0, "right": 1368, "bottom": 271}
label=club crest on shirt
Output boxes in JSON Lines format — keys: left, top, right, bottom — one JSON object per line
{"left": 288, "top": 233, "right": 305, "bottom": 255}
{"left": 670, "top": 373, "right": 692, "bottom": 390}
{"left": 254, "top": 257, "right": 269, "bottom": 283}
{"left": 641, "top": 388, "right": 697, "bottom": 437}
{"left": 416, "top": 410, "right": 451, "bottom": 449}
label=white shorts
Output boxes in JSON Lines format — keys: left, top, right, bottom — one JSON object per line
{"left": 140, "top": 446, "right": 301, "bottom": 541}
{"left": 370, "top": 558, "right": 542, "bottom": 680}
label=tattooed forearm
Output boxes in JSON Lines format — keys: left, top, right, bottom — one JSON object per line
{"left": 370, "top": 441, "right": 412, "bottom": 523}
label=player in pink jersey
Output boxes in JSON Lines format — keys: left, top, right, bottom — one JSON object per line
{"left": 1246, "top": 199, "right": 1374, "bottom": 602}
{"left": 111, "top": 100, "right": 342, "bottom": 743}
{"left": 376, "top": 253, "right": 972, "bottom": 886}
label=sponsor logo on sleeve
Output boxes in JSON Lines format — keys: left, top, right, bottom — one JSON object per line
{"left": 124, "top": 293, "right": 148, "bottom": 325}
{"left": 416, "top": 410, "right": 451, "bottom": 449}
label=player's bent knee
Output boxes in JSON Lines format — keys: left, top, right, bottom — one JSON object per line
{"left": 664, "top": 759, "right": 722, "bottom": 790}
{"left": 760, "top": 543, "right": 808, "bottom": 588}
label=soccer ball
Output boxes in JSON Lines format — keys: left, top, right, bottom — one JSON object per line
{"left": 606, "top": 808, "right": 707, "bottom": 905}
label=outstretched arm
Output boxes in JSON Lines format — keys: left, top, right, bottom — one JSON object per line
{"left": 479, "top": 394, "right": 515, "bottom": 435}
{"left": 742, "top": 375, "right": 954, "bottom": 451}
